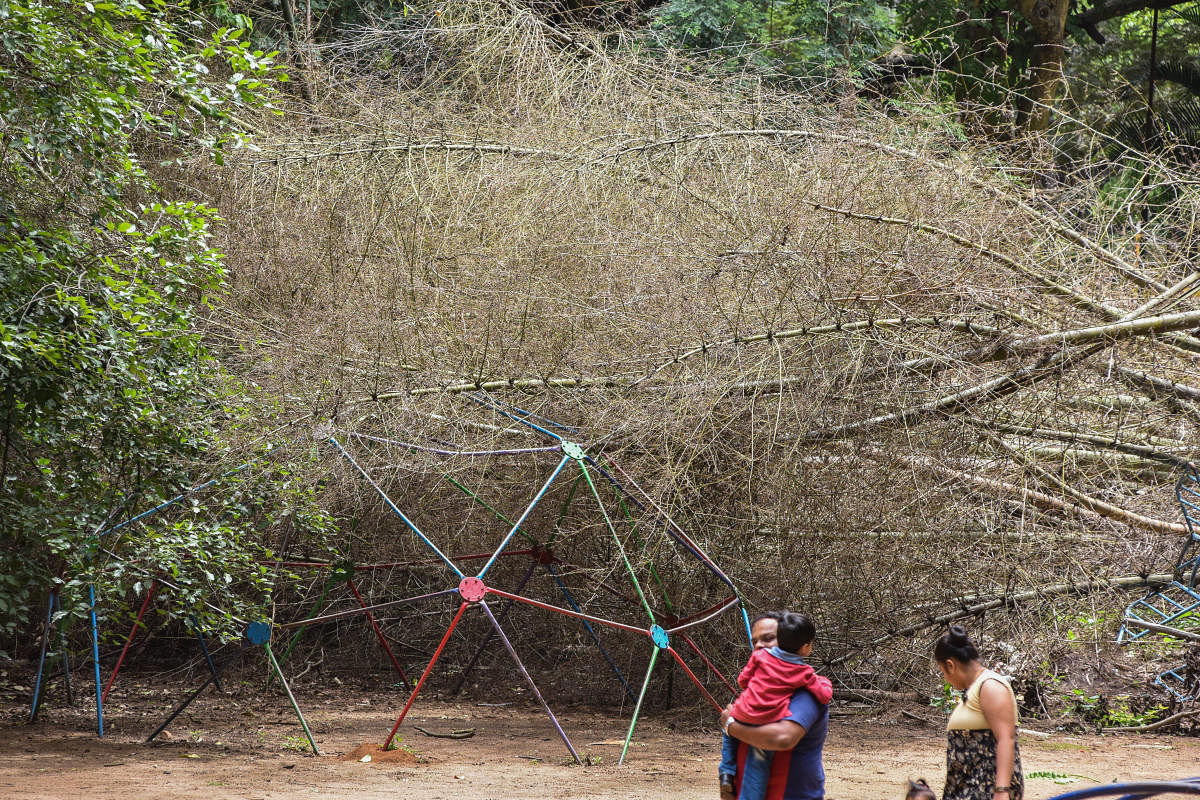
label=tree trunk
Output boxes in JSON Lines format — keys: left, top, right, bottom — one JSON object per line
{"left": 1017, "top": 0, "right": 1070, "bottom": 131}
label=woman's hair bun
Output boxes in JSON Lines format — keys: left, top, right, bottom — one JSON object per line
{"left": 933, "top": 624, "right": 980, "bottom": 663}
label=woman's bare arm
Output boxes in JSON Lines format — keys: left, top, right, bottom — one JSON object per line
{"left": 978, "top": 679, "right": 1018, "bottom": 800}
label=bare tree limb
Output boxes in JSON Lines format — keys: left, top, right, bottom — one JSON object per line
{"left": 828, "top": 574, "right": 1174, "bottom": 666}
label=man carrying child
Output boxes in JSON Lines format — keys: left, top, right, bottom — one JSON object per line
{"left": 718, "top": 611, "right": 831, "bottom": 800}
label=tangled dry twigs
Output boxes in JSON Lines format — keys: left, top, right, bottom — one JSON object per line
{"left": 181, "top": 3, "right": 1200, "bottom": 697}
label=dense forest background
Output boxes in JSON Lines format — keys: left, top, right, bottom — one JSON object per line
{"left": 3, "top": 0, "right": 1199, "bottom": 722}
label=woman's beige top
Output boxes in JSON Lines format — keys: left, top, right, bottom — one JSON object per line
{"left": 947, "top": 668, "right": 1019, "bottom": 731}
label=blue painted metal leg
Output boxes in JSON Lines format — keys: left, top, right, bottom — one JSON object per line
{"left": 58, "top": 602, "right": 74, "bottom": 707}
{"left": 189, "top": 615, "right": 224, "bottom": 692}
{"left": 147, "top": 643, "right": 249, "bottom": 742}
{"left": 89, "top": 585, "right": 104, "bottom": 737}
{"left": 29, "top": 592, "right": 55, "bottom": 723}
{"left": 547, "top": 564, "right": 636, "bottom": 702}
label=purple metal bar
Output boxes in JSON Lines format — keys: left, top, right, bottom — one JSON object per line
{"left": 666, "top": 596, "right": 743, "bottom": 634}
{"left": 449, "top": 559, "right": 539, "bottom": 696}
{"left": 479, "top": 599, "right": 582, "bottom": 764}
{"left": 276, "top": 587, "right": 459, "bottom": 630}
{"left": 348, "top": 431, "right": 559, "bottom": 457}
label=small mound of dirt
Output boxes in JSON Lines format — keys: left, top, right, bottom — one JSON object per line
{"left": 339, "top": 742, "right": 420, "bottom": 764}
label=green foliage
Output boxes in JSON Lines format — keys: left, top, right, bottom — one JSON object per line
{"left": 652, "top": 0, "right": 896, "bottom": 80}
{"left": 0, "top": 0, "right": 293, "bottom": 644}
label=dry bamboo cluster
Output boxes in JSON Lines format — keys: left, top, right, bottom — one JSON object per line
{"left": 183, "top": 3, "right": 1200, "bottom": 701}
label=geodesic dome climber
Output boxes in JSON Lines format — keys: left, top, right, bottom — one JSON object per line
{"left": 298, "top": 393, "right": 750, "bottom": 764}
{"left": 1118, "top": 462, "right": 1200, "bottom": 701}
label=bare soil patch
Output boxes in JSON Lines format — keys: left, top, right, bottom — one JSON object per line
{"left": 2, "top": 678, "right": 1198, "bottom": 799}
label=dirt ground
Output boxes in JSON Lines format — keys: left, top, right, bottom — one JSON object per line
{"left": 2, "top": 678, "right": 1197, "bottom": 800}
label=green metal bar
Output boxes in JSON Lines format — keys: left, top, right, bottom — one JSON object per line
{"left": 580, "top": 463, "right": 656, "bottom": 624}
{"left": 268, "top": 578, "right": 335, "bottom": 687}
{"left": 618, "top": 647, "right": 659, "bottom": 766}
{"left": 607, "top": 477, "right": 676, "bottom": 613}
{"left": 546, "top": 471, "right": 586, "bottom": 546}
{"left": 441, "top": 473, "right": 537, "bottom": 546}
{"left": 265, "top": 643, "right": 319, "bottom": 754}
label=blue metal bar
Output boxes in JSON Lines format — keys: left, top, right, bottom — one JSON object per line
{"left": 88, "top": 584, "right": 104, "bottom": 737}
{"left": 188, "top": 615, "right": 224, "bottom": 692}
{"left": 740, "top": 605, "right": 753, "bottom": 645}
{"left": 1046, "top": 780, "right": 1200, "bottom": 800}
{"left": 98, "top": 455, "right": 267, "bottom": 539}
{"left": 467, "top": 393, "right": 563, "bottom": 442}
{"left": 147, "top": 643, "right": 250, "bottom": 742}
{"left": 476, "top": 454, "right": 569, "bottom": 579}
{"left": 58, "top": 613, "right": 73, "bottom": 707}
{"left": 29, "top": 592, "right": 55, "bottom": 722}
{"left": 476, "top": 394, "right": 579, "bottom": 433}
{"left": 547, "top": 563, "right": 636, "bottom": 701}
{"left": 328, "top": 436, "right": 464, "bottom": 579}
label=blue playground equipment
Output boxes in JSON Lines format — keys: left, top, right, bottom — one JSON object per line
{"left": 1117, "top": 464, "right": 1200, "bottom": 701}
{"left": 1048, "top": 778, "right": 1200, "bottom": 800}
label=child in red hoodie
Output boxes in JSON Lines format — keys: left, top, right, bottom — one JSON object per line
{"left": 719, "top": 612, "right": 832, "bottom": 800}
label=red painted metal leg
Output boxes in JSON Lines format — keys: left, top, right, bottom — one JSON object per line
{"left": 681, "top": 633, "right": 736, "bottom": 695}
{"left": 384, "top": 601, "right": 468, "bottom": 749}
{"left": 666, "top": 646, "right": 722, "bottom": 710}
{"left": 347, "top": 579, "right": 410, "bottom": 689}
{"left": 102, "top": 580, "right": 158, "bottom": 703}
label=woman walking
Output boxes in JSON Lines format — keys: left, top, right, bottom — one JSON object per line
{"left": 934, "top": 625, "right": 1023, "bottom": 800}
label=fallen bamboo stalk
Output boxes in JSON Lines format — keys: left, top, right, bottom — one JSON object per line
{"left": 847, "top": 309, "right": 1200, "bottom": 386}
{"left": 976, "top": 420, "right": 1193, "bottom": 468}
{"left": 1121, "top": 618, "right": 1200, "bottom": 642}
{"left": 590, "top": 128, "right": 1167, "bottom": 293}
{"left": 975, "top": 428, "right": 1189, "bottom": 534}
{"left": 799, "top": 270, "right": 1199, "bottom": 443}
{"left": 811, "top": 203, "right": 1200, "bottom": 357}
{"left": 359, "top": 316, "right": 1004, "bottom": 400}
{"left": 833, "top": 688, "right": 924, "bottom": 703}
{"left": 828, "top": 573, "right": 1174, "bottom": 666}
{"left": 1104, "top": 708, "right": 1200, "bottom": 733}
{"left": 915, "top": 455, "right": 1188, "bottom": 534}
{"left": 414, "top": 726, "right": 477, "bottom": 739}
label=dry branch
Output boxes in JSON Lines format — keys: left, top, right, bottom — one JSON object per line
{"left": 975, "top": 420, "right": 1193, "bottom": 468}
{"left": 828, "top": 574, "right": 1174, "bottom": 666}
{"left": 1103, "top": 708, "right": 1200, "bottom": 733}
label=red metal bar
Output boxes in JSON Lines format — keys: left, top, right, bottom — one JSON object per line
{"left": 347, "top": 579, "right": 410, "bottom": 689}
{"left": 485, "top": 587, "right": 647, "bottom": 636}
{"left": 666, "top": 646, "right": 722, "bottom": 710}
{"left": 101, "top": 580, "right": 158, "bottom": 703}
{"left": 384, "top": 601, "right": 468, "bottom": 749}
{"left": 681, "top": 633, "right": 736, "bottom": 695}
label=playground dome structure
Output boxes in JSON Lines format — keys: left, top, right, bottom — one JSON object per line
{"left": 27, "top": 393, "right": 748, "bottom": 760}
{"left": 268, "top": 392, "right": 749, "bottom": 764}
